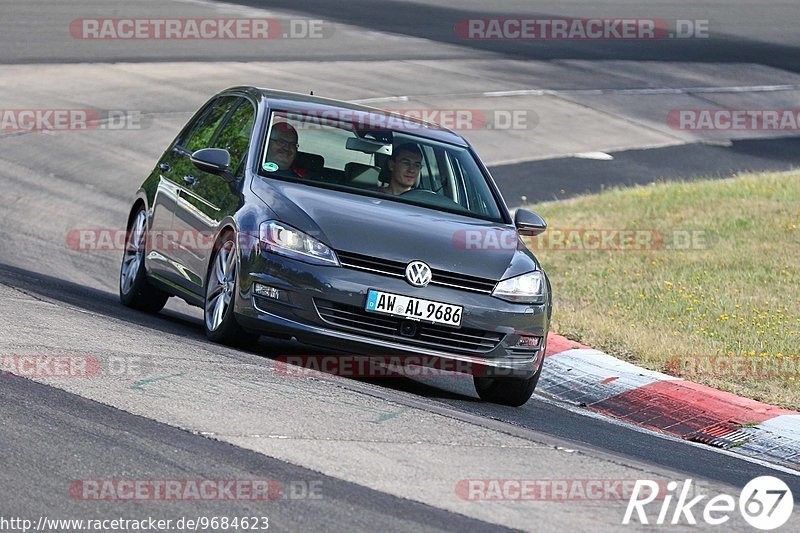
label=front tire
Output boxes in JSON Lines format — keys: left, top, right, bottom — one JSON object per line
{"left": 119, "top": 208, "right": 169, "bottom": 313}
{"left": 473, "top": 347, "right": 545, "bottom": 407}
{"left": 204, "top": 234, "right": 258, "bottom": 346}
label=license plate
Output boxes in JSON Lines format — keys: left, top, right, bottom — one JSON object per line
{"left": 365, "top": 290, "right": 463, "bottom": 328}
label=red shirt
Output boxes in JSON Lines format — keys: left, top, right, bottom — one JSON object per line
{"left": 290, "top": 163, "right": 309, "bottom": 178}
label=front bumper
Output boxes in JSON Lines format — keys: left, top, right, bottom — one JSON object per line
{"left": 234, "top": 249, "right": 550, "bottom": 378}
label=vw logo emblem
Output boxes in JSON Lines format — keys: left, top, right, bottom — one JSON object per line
{"left": 405, "top": 261, "right": 432, "bottom": 287}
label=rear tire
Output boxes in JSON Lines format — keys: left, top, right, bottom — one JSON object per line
{"left": 119, "top": 207, "right": 169, "bottom": 313}
{"left": 204, "top": 234, "right": 259, "bottom": 347}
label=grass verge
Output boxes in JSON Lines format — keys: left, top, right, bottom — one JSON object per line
{"left": 523, "top": 170, "right": 800, "bottom": 409}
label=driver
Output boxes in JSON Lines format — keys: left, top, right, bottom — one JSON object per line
{"left": 380, "top": 143, "right": 423, "bottom": 195}
{"left": 265, "top": 121, "right": 310, "bottom": 178}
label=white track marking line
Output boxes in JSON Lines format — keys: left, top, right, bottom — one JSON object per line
{"left": 574, "top": 152, "right": 614, "bottom": 160}
{"left": 352, "top": 95, "right": 410, "bottom": 104}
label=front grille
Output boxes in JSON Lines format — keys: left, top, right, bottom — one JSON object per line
{"left": 336, "top": 250, "right": 497, "bottom": 294}
{"left": 314, "top": 299, "right": 504, "bottom": 354}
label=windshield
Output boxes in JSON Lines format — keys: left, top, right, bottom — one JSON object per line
{"left": 258, "top": 110, "right": 505, "bottom": 222}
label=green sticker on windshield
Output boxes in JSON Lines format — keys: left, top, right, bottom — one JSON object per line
{"left": 262, "top": 161, "right": 279, "bottom": 172}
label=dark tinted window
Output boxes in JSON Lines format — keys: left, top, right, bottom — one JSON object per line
{"left": 183, "top": 96, "right": 238, "bottom": 152}
{"left": 213, "top": 99, "right": 255, "bottom": 175}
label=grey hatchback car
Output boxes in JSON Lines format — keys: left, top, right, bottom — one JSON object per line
{"left": 120, "top": 87, "right": 552, "bottom": 406}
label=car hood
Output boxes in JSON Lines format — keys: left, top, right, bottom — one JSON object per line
{"left": 251, "top": 178, "right": 539, "bottom": 281}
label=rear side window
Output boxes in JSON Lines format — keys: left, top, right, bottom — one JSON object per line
{"left": 182, "top": 96, "right": 238, "bottom": 152}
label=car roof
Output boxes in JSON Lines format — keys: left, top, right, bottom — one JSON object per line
{"left": 222, "top": 86, "right": 470, "bottom": 147}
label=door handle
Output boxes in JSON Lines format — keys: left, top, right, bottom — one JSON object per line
{"left": 183, "top": 175, "right": 197, "bottom": 186}
{"left": 159, "top": 162, "right": 171, "bottom": 172}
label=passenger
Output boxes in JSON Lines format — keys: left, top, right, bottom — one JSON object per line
{"left": 379, "top": 143, "right": 423, "bottom": 195}
{"left": 265, "top": 121, "right": 310, "bottom": 178}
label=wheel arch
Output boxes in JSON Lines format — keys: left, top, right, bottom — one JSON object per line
{"left": 206, "top": 219, "right": 240, "bottom": 284}
{"left": 125, "top": 193, "right": 149, "bottom": 230}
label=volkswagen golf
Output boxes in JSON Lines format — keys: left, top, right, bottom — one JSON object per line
{"left": 119, "top": 87, "right": 552, "bottom": 406}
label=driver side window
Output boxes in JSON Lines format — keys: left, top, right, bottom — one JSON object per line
{"left": 182, "top": 96, "right": 238, "bottom": 153}
{"left": 213, "top": 99, "right": 255, "bottom": 176}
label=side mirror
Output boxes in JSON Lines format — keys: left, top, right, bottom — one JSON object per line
{"left": 191, "top": 148, "right": 235, "bottom": 181}
{"left": 514, "top": 209, "right": 547, "bottom": 236}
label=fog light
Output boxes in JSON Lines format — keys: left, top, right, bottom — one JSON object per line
{"left": 254, "top": 283, "right": 282, "bottom": 300}
{"left": 516, "top": 335, "right": 542, "bottom": 348}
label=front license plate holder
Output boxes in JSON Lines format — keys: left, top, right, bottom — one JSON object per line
{"left": 365, "top": 289, "right": 463, "bottom": 328}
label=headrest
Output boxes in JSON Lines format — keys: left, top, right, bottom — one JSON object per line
{"left": 345, "top": 162, "right": 381, "bottom": 186}
{"left": 294, "top": 152, "right": 324, "bottom": 176}
{"left": 376, "top": 153, "right": 392, "bottom": 184}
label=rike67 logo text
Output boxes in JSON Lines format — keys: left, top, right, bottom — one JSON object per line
{"left": 624, "top": 477, "right": 793, "bottom": 529}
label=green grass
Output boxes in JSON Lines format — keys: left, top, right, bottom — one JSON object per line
{"left": 523, "top": 170, "right": 800, "bottom": 410}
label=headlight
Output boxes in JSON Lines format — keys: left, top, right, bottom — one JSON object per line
{"left": 259, "top": 220, "right": 339, "bottom": 266}
{"left": 492, "top": 271, "right": 545, "bottom": 304}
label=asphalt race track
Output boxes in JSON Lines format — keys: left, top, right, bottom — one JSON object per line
{"left": 1, "top": 1, "right": 799, "bottom": 531}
